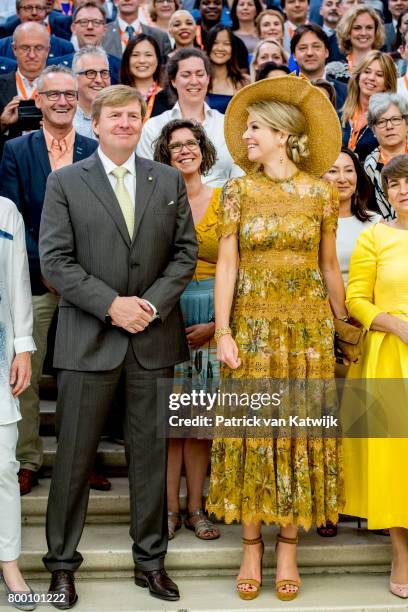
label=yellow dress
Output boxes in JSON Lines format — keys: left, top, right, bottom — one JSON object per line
{"left": 206, "top": 171, "right": 345, "bottom": 529}
{"left": 343, "top": 223, "right": 408, "bottom": 529}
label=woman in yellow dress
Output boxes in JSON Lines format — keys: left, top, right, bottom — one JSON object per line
{"left": 206, "top": 76, "right": 347, "bottom": 601}
{"left": 343, "top": 154, "right": 408, "bottom": 599}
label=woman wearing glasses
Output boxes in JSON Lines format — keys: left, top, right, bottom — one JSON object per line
{"left": 364, "top": 93, "right": 408, "bottom": 221}
{"left": 154, "top": 119, "right": 221, "bottom": 541}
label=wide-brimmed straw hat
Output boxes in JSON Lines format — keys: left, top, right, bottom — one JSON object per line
{"left": 224, "top": 75, "right": 342, "bottom": 177}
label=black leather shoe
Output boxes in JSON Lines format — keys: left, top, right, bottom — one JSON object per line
{"left": 134, "top": 568, "right": 180, "bottom": 601}
{"left": 48, "top": 570, "right": 78, "bottom": 609}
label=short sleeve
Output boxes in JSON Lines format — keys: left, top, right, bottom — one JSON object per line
{"left": 321, "top": 182, "right": 339, "bottom": 234}
{"left": 216, "top": 179, "right": 241, "bottom": 239}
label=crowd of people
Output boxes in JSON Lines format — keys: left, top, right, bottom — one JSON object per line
{"left": 0, "top": 0, "right": 408, "bottom": 610}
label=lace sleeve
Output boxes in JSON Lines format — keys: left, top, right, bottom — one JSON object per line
{"left": 216, "top": 179, "right": 241, "bottom": 239}
{"left": 321, "top": 182, "right": 339, "bottom": 234}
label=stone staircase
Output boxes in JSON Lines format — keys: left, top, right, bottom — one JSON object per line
{"left": 1, "top": 391, "right": 405, "bottom": 611}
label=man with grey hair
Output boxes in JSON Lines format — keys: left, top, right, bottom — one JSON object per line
{"left": 0, "top": 0, "right": 74, "bottom": 60}
{"left": 0, "top": 0, "right": 72, "bottom": 39}
{"left": 365, "top": 92, "right": 408, "bottom": 220}
{"left": 0, "top": 22, "right": 50, "bottom": 152}
{"left": 47, "top": 1, "right": 121, "bottom": 84}
{"left": 0, "top": 64, "right": 98, "bottom": 496}
{"left": 72, "top": 45, "right": 111, "bottom": 139}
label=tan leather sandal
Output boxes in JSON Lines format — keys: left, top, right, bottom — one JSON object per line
{"left": 236, "top": 536, "right": 264, "bottom": 600}
{"left": 275, "top": 534, "right": 301, "bottom": 601}
{"left": 167, "top": 511, "right": 182, "bottom": 540}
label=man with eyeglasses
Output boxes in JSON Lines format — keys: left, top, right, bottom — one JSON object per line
{"left": 0, "top": 22, "right": 50, "bottom": 153}
{"left": 0, "top": 0, "right": 72, "bottom": 39}
{"left": 0, "top": 64, "right": 98, "bottom": 497}
{"left": 47, "top": 1, "right": 121, "bottom": 84}
{"left": 102, "top": 0, "right": 172, "bottom": 59}
{"left": 0, "top": 0, "right": 74, "bottom": 60}
{"left": 72, "top": 45, "right": 111, "bottom": 139}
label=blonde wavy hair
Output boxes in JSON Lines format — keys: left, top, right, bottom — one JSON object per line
{"left": 248, "top": 100, "right": 310, "bottom": 164}
{"left": 342, "top": 50, "right": 397, "bottom": 126}
{"left": 336, "top": 5, "right": 385, "bottom": 54}
{"left": 256, "top": 9, "right": 285, "bottom": 40}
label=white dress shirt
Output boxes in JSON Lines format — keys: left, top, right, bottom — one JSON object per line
{"left": 0, "top": 197, "right": 36, "bottom": 425}
{"left": 137, "top": 102, "right": 244, "bottom": 188}
{"left": 117, "top": 15, "right": 142, "bottom": 52}
{"left": 97, "top": 147, "right": 158, "bottom": 317}
{"left": 16, "top": 70, "right": 38, "bottom": 99}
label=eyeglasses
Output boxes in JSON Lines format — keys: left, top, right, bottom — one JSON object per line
{"left": 38, "top": 90, "right": 78, "bottom": 101}
{"left": 76, "top": 69, "right": 110, "bottom": 80}
{"left": 20, "top": 4, "right": 46, "bottom": 12}
{"left": 169, "top": 139, "right": 200, "bottom": 153}
{"left": 16, "top": 44, "right": 48, "bottom": 54}
{"left": 156, "top": 0, "right": 175, "bottom": 3}
{"left": 375, "top": 115, "right": 406, "bottom": 129}
{"left": 74, "top": 18, "right": 105, "bottom": 27}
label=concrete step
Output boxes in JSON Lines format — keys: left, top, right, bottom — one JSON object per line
{"left": 41, "top": 438, "right": 127, "bottom": 477}
{"left": 0, "top": 574, "right": 405, "bottom": 612}
{"left": 21, "top": 477, "right": 197, "bottom": 525}
{"left": 20, "top": 521, "right": 391, "bottom": 579}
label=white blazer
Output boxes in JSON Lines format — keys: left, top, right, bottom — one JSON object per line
{"left": 0, "top": 197, "right": 36, "bottom": 425}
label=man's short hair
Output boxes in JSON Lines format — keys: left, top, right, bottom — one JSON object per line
{"left": 72, "top": 45, "right": 109, "bottom": 73}
{"left": 281, "top": 0, "right": 309, "bottom": 9}
{"left": 16, "top": 0, "right": 45, "bottom": 10}
{"left": 290, "top": 23, "right": 330, "bottom": 55}
{"left": 91, "top": 85, "right": 146, "bottom": 122}
{"left": 37, "top": 64, "right": 77, "bottom": 91}
{"left": 73, "top": 0, "right": 106, "bottom": 22}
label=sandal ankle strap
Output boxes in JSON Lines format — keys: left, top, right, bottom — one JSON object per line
{"left": 276, "top": 534, "right": 298, "bottom": 545}
{"left": 242, "top": 536, "right": 263, "bottom": 545}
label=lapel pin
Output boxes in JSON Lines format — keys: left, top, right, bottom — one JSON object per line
{"left": 147, "top": 176, "right": 153, "bottom": 181}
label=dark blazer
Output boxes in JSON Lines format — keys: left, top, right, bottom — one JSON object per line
{"left": 327, "top": 75, "right": 347, "bottom": 113}
{"left": 47, "top": 51, "right": 121, "bottom": 85}
{"left": 0, "top": 56, "right": 16, "bottom": 75}
{"left": 39, "top": 153, "right": 197, "bottom": 371}
{"left": 0, "top": 34, "right": 74, "bottom": 60}
{"left": 0, "top": 70, "right": 21, "bottom": 148}
{"left": 102, "top": 20, "right": 172, "bottom": 59}
{"left": 328, "top": 33, "right": 346, "bottom": 63}
{"left": 0, "top": 11, "right": 73, "bottom": 40}
{"left": 0, "top": 129, "right": 98, "bottom": 295}
{"left": 342, "top": 123, "right": 378, "bottom": 162}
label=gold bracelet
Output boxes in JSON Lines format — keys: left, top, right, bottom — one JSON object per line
{"left": 214, "top": 326, "right": 232, "bottom": 341}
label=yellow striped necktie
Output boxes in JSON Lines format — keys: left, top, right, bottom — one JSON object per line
{"left": 111, "top": 166, "right": 134, "bottom": 238}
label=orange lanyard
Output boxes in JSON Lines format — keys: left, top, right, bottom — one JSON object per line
{"left": 45, "top": 21, "right": 51, "bottom": 34}
{"left": 16, "top": 72, "right": 37, "bottom": 100}
{"left": 348, "top": 107, "right": 367, "bottom": 151}
{"left": 288, "top": 24, "right": 295, "bottom": 39}
{"left": 379, "top": 144, "right": 408, "bottom": 165}
{"left": 144, "top": 82, "right": 160, "bottom": 123}
{"left": 196, "top": 25, "right": 203, "bottom": 49}
{"left": 121, "top": 23, "right": 142, "bottom": 47}
{"left": 139, "top": 3, "right": 152, "bottom": 26}
{"left": 347, "top": 53, "right": 353, "bottom": 73}
{"left": 404, "top": 73, "right": 408, "bottom": 91}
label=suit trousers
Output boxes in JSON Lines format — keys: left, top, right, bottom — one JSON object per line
{"left": 17, "top": 292, "right": 59, "bottom": 471}
{"left": 0, "top": 422, "right": 20, "bottom": 561}
{"left": 43, "top": 342, "right": 173, "bottom": 573}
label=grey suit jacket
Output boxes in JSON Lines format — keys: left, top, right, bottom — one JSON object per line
{"left": 102, "top": 20, "right": 172, "bottom": 59}
{"left": 39, "top": 153, "right": 197, "bottom": 372}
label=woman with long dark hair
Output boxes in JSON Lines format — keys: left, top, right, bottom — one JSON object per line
{"left": 230, "top": 0, "right": 263, "bottom": 53}
{"left": 120, "top": 34, "right": 163, "bottom": 121}
{"left": 205, "top": 24, "right": 250, "bottom": 113}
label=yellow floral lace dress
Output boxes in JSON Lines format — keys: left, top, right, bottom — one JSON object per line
{"left": 206, "top": 170, "right": 345, "bottom": 529}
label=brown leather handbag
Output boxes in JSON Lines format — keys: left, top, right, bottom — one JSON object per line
{"left": 334, "top": 318, "right": 365, "bottom": 363}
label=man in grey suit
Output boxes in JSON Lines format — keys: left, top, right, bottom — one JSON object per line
{"left": 102, "top": 0, "right": 172, "bottom": 59}
{"left": 39, "top": 84, "right": 197, "bottom": 609}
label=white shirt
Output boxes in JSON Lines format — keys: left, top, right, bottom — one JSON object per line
{"left": 0, "top": 197, "right": 36, "bottom": 424}
{"left": 73, "top": 106, "right": 97, "bottom": 140}
{"left": 117, "top": 15, "right": 142, "bottom": 52}
{"left": 98, "top": 147, "right": 136, "bottom": 205}
{"left": 97, "top": 147, "right": 158, "bottom": 317}
{"left": 137, "top": 102, "right": 244, "bottom": 188}
{"left": 16, "top": 70, "right": 38, "bottom": 99}
{"left": 397, "top": 76, "right": 408, "bottom": 97}
{"left": 336, "top": 214, "right": 379, "bottom": 285}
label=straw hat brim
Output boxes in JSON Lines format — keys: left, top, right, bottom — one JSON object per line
{"left": 224, "top": 76, "right": 342, "bottom": 177}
